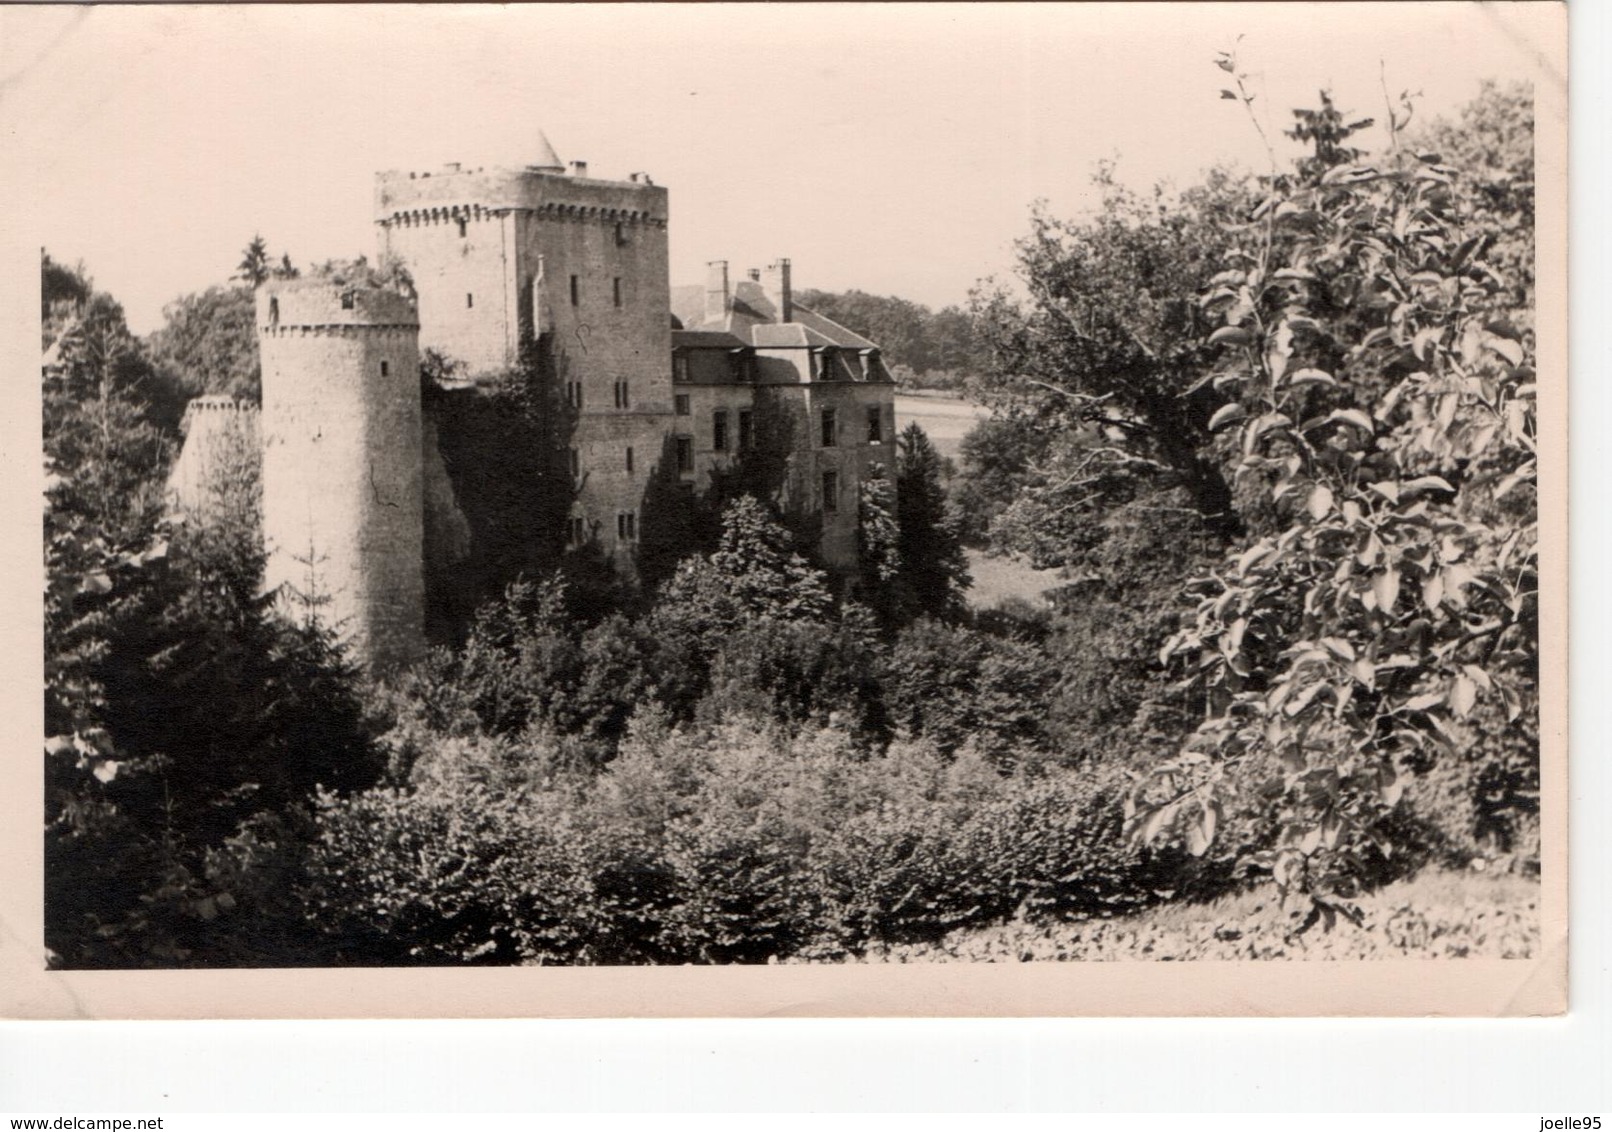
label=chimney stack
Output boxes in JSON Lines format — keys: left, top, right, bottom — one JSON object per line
{"left": 762, "top": 258, "right": 792, "bottom": 323}
{"left": 568, "top": 160, "right": 588, "bottom": 177}
{"left": 748, "top": 268, "right": 761, "bottom": 281}
{"left": 705, "top": 260, "right": 730, "bottom": 323}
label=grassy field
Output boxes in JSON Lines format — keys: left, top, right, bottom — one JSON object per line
{"left": 894, "top": 392, "right": 984, "bottom": 463}
{"left": 893, "top": 394, "right": 1067, "bottom": 610}
{"left": 965, "top": 548, "right": 1064, "bottom": 609}
{"left": 843, "top": 870, "right": 1542, "bottom": 962}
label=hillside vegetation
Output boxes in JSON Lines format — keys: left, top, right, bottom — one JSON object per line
{"left": 42, "top": 78, "right": 1539, "bottom": 967}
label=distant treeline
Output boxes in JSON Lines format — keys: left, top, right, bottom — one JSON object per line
{"left": 794, "top": 289, "right": 986, "bottom": 389}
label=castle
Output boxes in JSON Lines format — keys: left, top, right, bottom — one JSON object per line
{"left": 171, "top": 133, "right": 898, "bottom": 671}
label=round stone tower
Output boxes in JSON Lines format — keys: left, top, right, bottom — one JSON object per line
{"left": 257, "top": 277, "right": 424, "bottom": 672}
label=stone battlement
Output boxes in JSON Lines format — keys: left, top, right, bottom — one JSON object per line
{"left": 375, "top": 164, "right": 668, "bottom": 227}
{"left": 257, "top": 280, "right": 419, "bottom": 330}
{"left": 185, "top": 395, "right": 257, "bottom": 413}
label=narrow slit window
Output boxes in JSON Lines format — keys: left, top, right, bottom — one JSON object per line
{"left": 466, "top": 293, "right": 474, "bottom": 309}
{"left": 380, "top": 360, "right": 390, "bottom": 377}
{"left": 569, "top": 275, "right": 580, "bottom": 306}
{"left": 457, "top": 217, "right": 468, "bottom": 238}
{"left": 822, "top": 470, "right": 840, "bottom": 513}
{"left": 569, "top": 448, "right": 580, "bottom": 479}
{"left": 613, "top": 277, "right": 622, "bottom": 308}
{"left": 626, "top": 447, "right": 634, "bottom": 474}
{"left": 821, "top": 408, "right": 837, "bottom": 448}
{"left": 867, "top": 405, "right": 883, "bottom": 444}
{"left": 713, "top": 410, "right": 729, "bottom": 452}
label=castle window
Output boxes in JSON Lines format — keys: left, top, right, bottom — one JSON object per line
{"left": 867, "top": 405, "right": 883, "bottom": 444}
{"left": 613, "top": 277, "right": 622, "bottom": 308}
{"left": 268, "top": 297, "right": 279, "bottom": 324}
{"left": 617, "top": 512, "right": 637, "bottom": 541}
{"left": 612, "top": 380, "right": 631, "bottom": 409}
{"left": 626, "top": 447, "right": 634, "bottom": 474}
{"left": 380, "top": 360, "right": 390, "bottom": 377}
{"left": 738, "top": 409, "right": 754, "bottom": 450}
{"left": 568, "top": 516, "right": 587, "bottom": 548}
{"left": 820, "top": 407, "right": 837, "bottom": 448}
{"left": 614, "top": 222, "right": 627, "bottom": 246}
{"left": 569, "top": 447, "right": 580, "bottom": 479}
{"left": 675, "top": 393, "right": 690, "bottom": 416}
{"left": 822, "top": 470, "right": 840, "bottom": 513}
{"left": 570, "top": 275, "right": 580, "bottom": 306}
{"left": 457, "top": 217, "right": 468, "bottom": 238}
{"left": 818, "top": 350, "right": 835, "bottom": 380}
{"left": 466, "top": 293, "right": 474, "bottom": 309}
{"left": 567, "top": 381, "right": 584, "bottom": 409}
{"left": 676, "top": 437, "right": 694, "bottom": 475}
{"left": 713, "top": 410, "right": 729, "bottom": 453}
{"left": 673, "top": 355, "right": 690, "bottom": 383}
{"left": 341, "top": 291, "right": 355, "bottom": 311}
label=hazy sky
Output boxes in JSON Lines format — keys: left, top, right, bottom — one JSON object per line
{"left": 2, "top": 3, "right": 1562, "bottom": 335}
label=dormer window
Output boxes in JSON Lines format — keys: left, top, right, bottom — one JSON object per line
{"left": 340, "top": 291, "right": 355, "bottom": 311}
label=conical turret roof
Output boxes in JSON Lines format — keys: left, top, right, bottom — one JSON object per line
{"left": 529, "top": 130, "right": 563, "bottom": 172}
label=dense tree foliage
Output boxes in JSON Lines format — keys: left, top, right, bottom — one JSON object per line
{"left": 43, "top": 255, "right": 380, "bottom": 966}
{"left": 145, "top": 285, "right": 261, "bottom": 404}
{"left": 949, "top": 75, "right": 1540, "bottom": 924}
{"left": 38, "top": 76, "right": 1542, "bottom": 968}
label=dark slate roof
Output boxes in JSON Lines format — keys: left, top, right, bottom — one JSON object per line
{"left": 672, "top": 330, "right": 749, "bottom": 350}
{"left": 668, "top": 279, "right": 883, "bottom": 351}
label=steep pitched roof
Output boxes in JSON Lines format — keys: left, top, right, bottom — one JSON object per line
{"left": 530, "top": 130, "right": 563, "bottom": 171}
{"left": 672, "top": 329, "right": 749, "bottom": 350}
{"left": 669, "top": 279, "right": 883, "bottom": 350}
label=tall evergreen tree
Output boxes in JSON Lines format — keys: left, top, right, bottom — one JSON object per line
{"left": 895, "top": 423, "right": 970, "bottom": 621}
{"left": 234, "top": 235, "right": 271, "bottom": 287}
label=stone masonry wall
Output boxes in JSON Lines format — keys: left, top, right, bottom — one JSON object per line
{"left": 257, "top": 280, "right": 425, "bottom": 671}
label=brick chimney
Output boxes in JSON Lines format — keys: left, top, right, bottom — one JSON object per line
{"left": 705, "top": 260, "right": 730, "bottom": 323}
{"left": 762, "top": 258, "right": 792, "bottom": 322}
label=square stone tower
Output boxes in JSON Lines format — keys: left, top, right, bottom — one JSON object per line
{"left": 375, "top": 137, "right": 673, "bottom": 565}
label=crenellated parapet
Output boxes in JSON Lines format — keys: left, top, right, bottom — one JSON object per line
{"left": 257, "top": 277, "right": 419, "bottom": 331}
{"left": 168, "top": 395, "right": 262, "bottom": 519}
{"left": 377, "top": 201, "right": 666, "bottom": 231}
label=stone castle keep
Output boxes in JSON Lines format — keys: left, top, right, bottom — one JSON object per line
{"left": 171, "top": 134, "right": 898, "bottom": 670}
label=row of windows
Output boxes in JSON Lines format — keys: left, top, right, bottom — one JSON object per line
{"left": 565, "top": 513, "right": 638, "bottom": 548}
{"left": 458, "top": 218, "right": 631, "bottom": 246}
{"left": 570, "top": 446, "right": 637, "bottom": 476}
{"left": 564, "top": 380, "right": 639, "bottom": 410}
{"left": 465, "top": 277, "right": 625, "bottom": 313}
{"left": 820, "top": 407, "right": 886, "bottom": 448}
{"left": 671, "top": 350, "right": 864, "bottom": 384}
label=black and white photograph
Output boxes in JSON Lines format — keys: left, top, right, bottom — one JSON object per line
{"left": 2, "top": 1, "right": 1566, "bottom": 1016}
